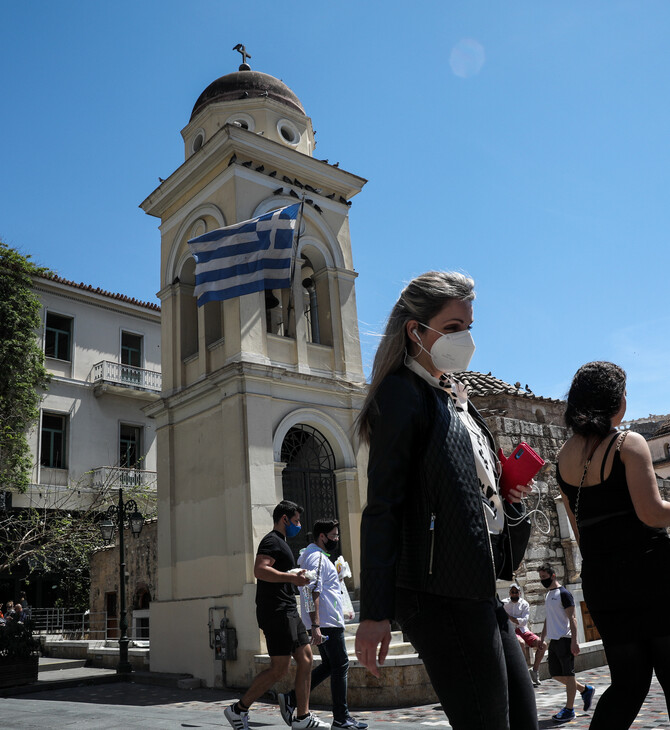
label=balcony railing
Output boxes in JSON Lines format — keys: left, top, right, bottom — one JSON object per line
{"left": 92, "top": 361, "right": 161, "bottom": 392}
{"left": 90, "top": 466, "right": 157, "bottom": 490}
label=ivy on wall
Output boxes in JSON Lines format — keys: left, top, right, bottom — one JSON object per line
{"left": 0, "top": 242, "right": 50, "bottom": 493}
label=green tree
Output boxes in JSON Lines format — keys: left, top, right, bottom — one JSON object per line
{"left": 0, "top": 477, "right": 157, "bottom": 611}
{"left": 0, "top": 242, "right": 51, "bottom": 493}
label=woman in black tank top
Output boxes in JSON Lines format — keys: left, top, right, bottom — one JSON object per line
{"left": 557, "top": 361, "right": 670, "bottom": 729}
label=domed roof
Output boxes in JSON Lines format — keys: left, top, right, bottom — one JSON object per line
{"left": 190, "top": 65, "right": 305, "bottom": 121}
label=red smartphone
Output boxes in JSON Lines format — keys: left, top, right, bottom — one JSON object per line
{"left": 498, "top": 442, "right": 545, "bottom": 501}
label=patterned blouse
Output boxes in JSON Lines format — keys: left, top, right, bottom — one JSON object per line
{"left": 406, "top": 358, "right": 504, "bottom": 534}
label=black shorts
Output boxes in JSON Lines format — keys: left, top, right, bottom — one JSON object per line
{"left": 548, "top": 636, "right": 575, "bottom": 677}
{"left": 257, "top": 610, "right": 309, "bottom": 656}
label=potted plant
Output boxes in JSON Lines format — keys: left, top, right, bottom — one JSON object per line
{"left": 0, "top": 619, "right": 40, "bottom": 688}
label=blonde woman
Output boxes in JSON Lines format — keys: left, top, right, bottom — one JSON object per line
{"left": 354, "top": 271, "right": 537, "bottom": 730}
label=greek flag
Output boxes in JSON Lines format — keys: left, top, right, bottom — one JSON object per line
{"left": 188, "top": 204, "right": 300, "bottom": 306}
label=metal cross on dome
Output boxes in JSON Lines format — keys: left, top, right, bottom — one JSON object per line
{"left": 233, "top": 43, "right": 251, "bottom": 66}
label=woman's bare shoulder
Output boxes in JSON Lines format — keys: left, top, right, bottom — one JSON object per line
{"left": 619, "top": 430, "right": 648, "bottom": 454}
{"left": 557, "top": 436, "right": 581, "bottom": 462}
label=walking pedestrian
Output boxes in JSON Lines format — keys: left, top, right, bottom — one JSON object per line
{"left": 354, "top": 271, "right": 538, "bottom": 730}
{"left": 537, "top": 563, "right": 595, "bottom": 723}
{"left": 279, "top": 518, "right": 367, "bottom": 729}
{"left": 224, "top": 500, "right": 329, "bottom": 730}
{"left": 557, "top": 361, "right": 670, "bottom": 728}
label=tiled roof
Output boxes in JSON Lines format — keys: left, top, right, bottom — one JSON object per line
{"left": 37, "top": 273, "right": 160, "bottom": 312}
{"left": 653, "top": 419, "right": 670, "bottom": 438}
{"left": 457, "top": 371, "right": 561, "bottom": 403}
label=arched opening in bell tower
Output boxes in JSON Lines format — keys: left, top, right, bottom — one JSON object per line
{"left": 298, "top": 245, "right": 333, "bottom": 347}
{"left": 281, "top": 425, "right": 338, "bottom": 559}
{"left": 178, "top": 258, "right": 198, "bottom": 360}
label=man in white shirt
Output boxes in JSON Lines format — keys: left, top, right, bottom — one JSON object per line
{"left": 502, "top": 584, "right": 545, "bottom": 686}
{"left": 538, "top": 563, "right": 595, "bottom": 724}
{"left": 279, "top": 519, "right": 367, "bottom": 730}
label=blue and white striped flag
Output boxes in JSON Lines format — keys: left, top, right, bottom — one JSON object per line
{"left": 188, "top": 203, "right": 300, "bottom": 306}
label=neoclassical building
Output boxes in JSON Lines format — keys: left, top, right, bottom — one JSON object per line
{"left": 141, "top": 57, "right": 368, "bottom": 686}
{"left": 1, "top": 274, "right": 161, "bottom": 608}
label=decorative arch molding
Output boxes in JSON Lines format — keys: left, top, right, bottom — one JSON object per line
{"left": 298, "top": 236, "right": 334, "bottom": 270}
{"left": 165, "top": 203, "right": 226, "bottom": 285}
{"left": 273, "top": 408, "right": 356, "bottom": 469}
{"left": 252, "top": 197, "right": 345, "bottom": 269}
{"left": 175, "top": 249, "right": 197, "bottom": 285}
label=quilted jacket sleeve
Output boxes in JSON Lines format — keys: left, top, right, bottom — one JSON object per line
{"left": 359, "top": 372, "right": 423, "bottom": 621}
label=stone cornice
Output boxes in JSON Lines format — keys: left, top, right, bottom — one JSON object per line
{"left": 140, "top": 124, "right": 366, "bottom": 219}
{"left": 145, "top": 360, "right": 366, "bottom": 421}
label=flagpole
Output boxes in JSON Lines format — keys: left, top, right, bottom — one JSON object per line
{"left": 289, "top": 196, "right": 305, "bottom": 285}
{"left": 285, "top": 196, "right": 306, "bottom": 336}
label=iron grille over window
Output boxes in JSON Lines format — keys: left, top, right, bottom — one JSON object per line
{"left": 281, "top": 425, "right": 335, "bottom": 472}
{"left": 281, "top": 425, "right": 337, "bottom": 558}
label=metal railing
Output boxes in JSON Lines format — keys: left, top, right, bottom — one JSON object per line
{"left": 91, "top": 361, "right": 162, "bottom": 392}
{"left": 30, "top": 608, "right": 150, "bottom": 641}
{"left": 30, "top": 608, "right": 108, "bottom": 639}
{"left": 90, "top": 466, "right": 157, "bottom": 490}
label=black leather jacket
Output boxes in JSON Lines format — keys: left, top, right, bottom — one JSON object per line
{"left": 360, "top": 366, "right": 501, "bottom": 622}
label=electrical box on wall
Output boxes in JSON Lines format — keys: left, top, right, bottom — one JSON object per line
{"left": 214, "top": 623, "right": 238, "bottom": 661}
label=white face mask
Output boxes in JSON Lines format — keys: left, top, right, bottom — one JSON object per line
{"left": 415, "top": 325, "right": 476, "bottom": 373}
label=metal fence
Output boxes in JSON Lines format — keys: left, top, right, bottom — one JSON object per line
{"left": 31, "top": 608, "right": 109, "bottom": 640}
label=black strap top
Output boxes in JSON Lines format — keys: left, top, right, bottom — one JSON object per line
{"left": 557, "top": 434, "right": 667, "bottom": 559}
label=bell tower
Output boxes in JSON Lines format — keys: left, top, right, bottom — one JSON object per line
{"left": 141, "top": 50, "right": 367, "bottom": 686}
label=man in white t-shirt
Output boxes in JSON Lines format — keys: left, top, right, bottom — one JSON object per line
{"left": 502, "top": 584, "right": 546, "bottom": 686}
{"left": 278, "top": 519, "right": 367, "bottom": 730}
{"left": 538, "top": 563, "right": 595, "bottom": 724}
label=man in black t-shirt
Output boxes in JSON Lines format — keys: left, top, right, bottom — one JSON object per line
{"left": 224, "top": 501, "right": 329, "bottom": 730}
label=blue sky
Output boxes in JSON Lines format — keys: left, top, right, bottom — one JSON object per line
{"left": 2, "top": 1, "right": 668, "bottom": 420}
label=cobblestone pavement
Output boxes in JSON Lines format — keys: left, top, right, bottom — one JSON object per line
{"left": 1, "top": 665, "right": 667, "bottom": 728}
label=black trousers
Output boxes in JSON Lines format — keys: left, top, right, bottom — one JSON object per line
{"left": 396, "top": 589, "right": 538, "bottom": 730}
{"left": 311, "top": 627, "right": 350, "bottom": 723}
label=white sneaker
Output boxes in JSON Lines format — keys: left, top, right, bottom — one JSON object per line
{"left": 529, "top": 668, "right": 541, "bottom": 686}
{"left": 279, "top": 690, "right": 296, "bottom": 725}
{"left": 292, "top": 712, "right": 331, "bottom": 729}
{"left": 224, "top": 703, "right": 250, "bottom": 730}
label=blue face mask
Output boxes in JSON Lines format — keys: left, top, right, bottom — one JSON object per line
{"left": 285, "top": 519, "right": 301, "bottom": 538}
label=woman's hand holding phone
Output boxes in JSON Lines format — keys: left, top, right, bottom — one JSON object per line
{"left": 498, "top": 442, "right": 544, "bottom": 503}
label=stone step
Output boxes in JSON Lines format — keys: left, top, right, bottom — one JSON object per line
{"left": 255, "top": 651, "right": 435, "bottom": 708}
{"left": 254, "top": 636, "right": 608, "bottom": 708}
{"left": 253, "top": 618, "right": 430, "bottom": 707}
{"left": 342, "top": 631, "right": 411, "bottom": 656}
{"left": 38, "top": 657, "right": 87, "bottom": 672}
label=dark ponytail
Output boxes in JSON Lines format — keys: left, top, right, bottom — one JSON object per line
{"left": 564, "top": 361, "right": 626, "bottom": 438}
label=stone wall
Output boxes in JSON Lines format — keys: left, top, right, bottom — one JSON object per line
{"left": 473, "top": 393, "right": 576, "bottom": 634}
{"left": 89, "top": 519, "right": 157, "bottom": 639}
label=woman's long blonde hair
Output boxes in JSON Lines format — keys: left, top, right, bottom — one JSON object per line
{"left": 356, "top": 271, "right": 475, "bottom": 443}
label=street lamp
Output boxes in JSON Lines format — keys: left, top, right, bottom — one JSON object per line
{"left": 99, "top": 488, "right": 144, "bottom": 674}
